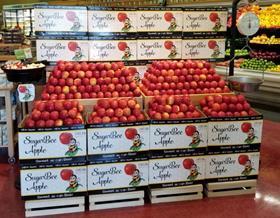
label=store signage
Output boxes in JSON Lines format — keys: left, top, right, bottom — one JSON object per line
{"left": 149, "top": 156, "right": 205, "bottom": 187}
{"left": 87, "top": 161, "right": 148, "bottom": 192}
{"left": 14, "top": 48, "right": 32, "bottom": 60}
{"left": 182, "top": 38, "right": 226, "bottom": 59}
{"left": 87, "top": 123, "right": 149, "bottom": 155}
{"left": 137, "top": 8, "right": 183, "bottom": 33}
{"left": 208, "top": 119, "right": 263, "bottom": 146}
{"left": 137, "top": 39, "right": 182, "bottom": 60}
{"left": 88, "top": 8, "right": 137, "bottom": 34}
{"left": 18, "top": 129, "right": 87, "bottom": 161}
{"left": 36, "top": 39, "right": 89, "bottom": 62}
{"left": 17, "top": 84, "right": 35, "bottom": 102}
{"left": 150, "top": 121, "right": 208, "bottom": 150}
{"left": 34, "top": 6, "right": 88, "bottom": 34}
{"left": 205, "top": 152, "right": 260, "bottom": 181}
{"left": 21, "top": 165, "right": 87, "bottom": 199}
{"left": 89, "top": 39, "right": 137, "bottom": 61}
{"left": 183, "top": 9, "right": 228, "bottom": 33}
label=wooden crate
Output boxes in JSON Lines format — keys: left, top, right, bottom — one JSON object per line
{"left": 149, "top": 184, "right": 203, "bottom": 204}
{"left": 89, "top": 191, "right": 144, "bottom": 210}
{"left": 205, "top": 180, "right": 257, "bottom": 198}
{"left": 25, "top": 197, "right": 85, "bottom": 217}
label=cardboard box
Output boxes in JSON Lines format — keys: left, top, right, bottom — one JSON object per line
{"left": 149, "top": 117, "right": 208, "bottom": 158}
{"left": 88, "top": 36, "right": 137, "bottom": 61}
{"left": 149, "top": 156, "right": 205, "bottom": 189}
{"left": 182, "top": 37, "right": 226, "bottom": 60}
{"left": 88, "top": 7, "right": 137, "bottom": 36}
{"left": 205, "top": 152, "right": 260, "bottom": 183}
{"left": 34, "top": 5, "right": 88, "bottom": 36}
{"left": 183, "top": 8, "right": 228, "bottom": 36}
{"left": 36, "top": 36, "right": 89, "bottom": 62}
{"left": 20, "top": 163, "right": 87, "bottom": 200}
{"left": 87, "top": 160, "right": 148, "bottom": 194}
{"left": 87, "top": 120, "right": 150, "bottom": 163}
{"left": 137, "top": 38, "right": 182, "bottom": 60}
{"left": 18, "top": 118, "right": 87, "bottom": 167}
{"left": 137, "top": 7, "right": 183, "bottom": 37}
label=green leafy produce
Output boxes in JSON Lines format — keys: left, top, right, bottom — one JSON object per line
{"left": 240, "top": 58, "right": 276, "bottom": 71}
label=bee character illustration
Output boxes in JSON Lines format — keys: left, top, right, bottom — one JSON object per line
{"left": 60, "top": 169, "right": 81, "bottom": 192}
{"left": 164, "top": 41, "right": 178, "bottom": 59}
{"left": 164, "top": 12, "right": 178, "bottom": 31}
{"left": 60, "top": 132, "right": 82, "bottom": 157}
{"left": 208, "top": 40, "right": 221, "bottom": 58}
{"left": 66, "top": 11, "right": 82, "bottom": 31}
{"left": 185, "top": 125, "right": 203, "bottom": 148}
{"left": 125, "top": 128, "right": 145, "bottom": 152}
{"left": 209, "top": 12, "right": 222, "bottom": 31}
{"left": 18, "top": 85, "right": 33, "bottom": 101}
{"left": 68, "top": 42, "right": 85, "bottom": 61}
{"left": 134, "top": 72, "right": 141, "bottom": 84}
{"left": 183, "top": 159, "right": 201, "bottom": 181}
{"left": 118, "top": 42, "right": 132, "bottom": 60}
{"left": 118, "top": 12, "right": 133, "bottom": 32}
{"left": 238, "top": 155, "right": 255, "bottom": 176}
{"left": 124, "top": 164, "right": 143, "bottom": 187}
{"left": 242, "top": 122, "right": 257, "bottom": 144}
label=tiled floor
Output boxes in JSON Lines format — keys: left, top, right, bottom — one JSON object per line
{"left": 0, "top": 120, "right": 280, "bottom": 218}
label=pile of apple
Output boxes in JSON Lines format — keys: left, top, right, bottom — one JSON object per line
{"left": 148, "top": 95, "right": 202, "bottom": 120}
{"left": 199, "top": 94, "right": 257, "bottom": 117}
{"left": 140, "top": 60, "right": 230, "bottom": 96}
{"left": 24, "top": 100, "right": 84, "bottom": 128}
{"left": 88, "top": 98, "right": 146, "bottom": 124}
{"left": 41, "top": 61, "right": 141, "bottom": 100}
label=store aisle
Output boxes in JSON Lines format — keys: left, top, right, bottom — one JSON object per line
{"left": 0, "top": 120, "right": 279, "bottom": 218}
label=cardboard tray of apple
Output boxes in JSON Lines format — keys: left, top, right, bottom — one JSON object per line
{"left": 146, "top": 95, "right": 208, "bottom": 159}
{"left": 139, "top": 60, "right": 231, "bottom": 97}
{"left": 86, "top": 98, "right": 150, "bottom": 164}
{"left": 41, "top": 61, "right": 141, "bottom": 100}
{"left": 18, "top": 100, "right": 87, "bottom": 167}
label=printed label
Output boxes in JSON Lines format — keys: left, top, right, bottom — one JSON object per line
{"left": 88, "top": 10, "right": 137, "bottom": 33}
{"left": 182, "top": 38, "right": 225, "bottom": 59}
{"left": 87, "top": 161, "right": 148, "bottom": 190}
{"left": 205, "top": 152, "right": 260, "bottom": 179}
{"left": 149, "top": 156, "right": 205, "bottom": 184}
{"left": 137, "top": 39, "right": 182, "bottom": 60}
{"left": 36, "top": 39, "right": 89, "bottom": 62}
{"left": 184, "top": 11, "right": 228, "bottom": 32}
{"left": 137, "top": 10, "right": 183, "bottom": 32}
{"left": 19, "top": 130, "right": 87, "bottom": 159}
{"left": 208, "top": 120, "right": 263, "bottom": 146}
{"left": 150, "top": 123, "right": 207, "bottom": 150}
{"left": 34, "top": 8, "right": 87, "bottom": 33}
{"left": 89, "top": 40, "right": 137, "bottom": 61}
{"left": 87, "top": 125, "right": 149, "bottom": 154}
{"left": 20, "top": 166, "right": 87, "bottom": 197}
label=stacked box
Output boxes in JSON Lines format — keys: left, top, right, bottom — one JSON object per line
{"left": 87, "top": 120, "right": 150, "bottom": 195}
{"left": 205, "top": 112, "right": 263, "bottom": 184}
{"left": 148, "top": 116, "right": 207, "bottom": 189}
{"left": 18, "top": 123, "right": 87, "bottom": 200}
{"left": 34, "top": 5, "right": 88, "bottom": 63}
{"left": 137, "top": 7, "right": 183, "bottom": 62}
{"left": 182, "top": 8, "right": 227, "bottom": 61}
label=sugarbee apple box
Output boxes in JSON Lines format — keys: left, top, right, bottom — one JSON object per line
{"left": 34, "top": 5, "right": 88, "bottom": 36}
{"left": 87, "top": 160, "right": 149, "bottom": 194}
{"left": 20, "top": 162, "right": 87, "bottom": 200}
{"left": 36, "top": 36, "right": 89, "bottom": 62}
{"left": 88, "top": 7, "right": 137, "bottom": 36}
{"left": 149, "top": 116, "right": 208, "bottom": 158}
{"left": 18, "top": 117, "right": 87, "bottom": 168}
{"left": 88, "top": 36, "right": 137, "bottom": 61}
{"left": 183, "top": 8, "right": 228, "bottom": 36}
{"left": 87, "top": 120, "right": 150, "bottom": 164}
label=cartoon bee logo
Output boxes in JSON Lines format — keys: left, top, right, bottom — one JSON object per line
{"left": 125, "top": 128, "right": 145, "bottom": 152}
{"left": 183, "top": 158, "right": 201, "bottom": 181}
{"left": 59, "top": 132, "right": 82, "bottom": 157}
{"left": 60, "top": 169, "right": 82, "bottom": 192}
{"left": 241, "top": 122, "right": 257, "bottom": 144}
{"left": 238, "top": 155, "right": 255, "bottom": 176}
{"left": 124, "top": 164, "right": 144, "bottom": 186}
{"left": 185, "top": 125, "right": 203, "bottom": 148}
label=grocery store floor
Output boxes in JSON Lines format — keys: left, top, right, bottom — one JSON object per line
{"left": 0, "top": 120, "right": 279, "bottom": 218}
